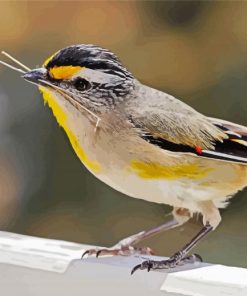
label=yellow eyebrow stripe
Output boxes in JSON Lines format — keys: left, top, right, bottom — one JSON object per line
{"left": 43, "top": 51, "right": 60, "bottom": 67}
{"left": 129, "top": 160, "right": 212, "bottom": 180}
{"left": 49, "top": 66, "right": 83, "bottom": 80}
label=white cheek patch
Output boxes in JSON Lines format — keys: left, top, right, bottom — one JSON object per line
{"left": 72, "top": 68, "right": 120, "bottom": 84}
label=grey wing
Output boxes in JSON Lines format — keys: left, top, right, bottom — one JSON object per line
{"left": 127, "top": 87, "right": 227, "bottom": 149}
{"left": 127, "top": 87, "right": 247, "bottom": 163}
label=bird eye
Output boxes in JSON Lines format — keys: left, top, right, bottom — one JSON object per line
{"left": 73, "top": 77, "right": 91, "bottom": 91}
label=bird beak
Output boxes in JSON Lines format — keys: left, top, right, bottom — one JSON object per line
{"left": 22, "top": 68, "right": 47, "bottom": 85}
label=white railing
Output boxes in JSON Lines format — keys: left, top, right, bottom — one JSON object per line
{"left": 0, "top": 231, "right": 246, "bottom": 296}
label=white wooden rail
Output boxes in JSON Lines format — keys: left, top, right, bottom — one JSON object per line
{"left": 0, "top": 231, "right": 246, "bottom": 296}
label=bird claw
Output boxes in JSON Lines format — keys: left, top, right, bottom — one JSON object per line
{"left": 96, "top": 250, "right": 102, "bottom": 258}
{"left": 81, "top": 250, "right": 91, "bottom": 259}
{"left": 131, "top": 261, "right": 153, "bottom": 275}
{"left": 182, "top": 253, "right": 203, "bottom": 264}
{"left": 131, "top": 253, "right": 203, "bottom": 275}
{"left": 81, "top": 245, "right": 154, "bottom": 259}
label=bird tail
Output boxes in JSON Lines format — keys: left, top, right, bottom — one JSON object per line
{"left": 205, "top": 118, "right": 247, "bottom": 163}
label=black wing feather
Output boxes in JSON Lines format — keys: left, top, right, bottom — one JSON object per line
{"left": 139, "top": 119, "right": 247, "bottom": 164}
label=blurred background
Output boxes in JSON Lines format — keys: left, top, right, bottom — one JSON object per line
{"left": 0, "top": 1, "right": 247, "bottom": 268}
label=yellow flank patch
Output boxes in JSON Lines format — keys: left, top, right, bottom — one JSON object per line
{"left": 130, "top": 160, "right": 212, "bottom": 180}
{"left": 200, "top": 181, "right": 212, "bottom": 187}
{"left": 49, "top": 66, "right": 82, "bottom": 80}
{"left": 39, "top": 86, "right": 101, "bottom": 173}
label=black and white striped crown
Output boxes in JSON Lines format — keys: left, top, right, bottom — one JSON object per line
{"left": 45, "top": 44, "right": 134, "bottom": 80}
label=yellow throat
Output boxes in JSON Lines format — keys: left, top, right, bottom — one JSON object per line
{"left": 39, "top": 86, "right": 101, "bottom": 173}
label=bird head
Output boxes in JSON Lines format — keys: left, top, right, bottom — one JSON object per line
{"left": 23, "top": 44, "right": 135, "bottom": 114}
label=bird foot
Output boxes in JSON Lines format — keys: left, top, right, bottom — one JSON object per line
{"left": 81, "top": 245, "right": 154, "bottom": 258}
{"left": 131, "top": 253, "right": 202, "bottom": 274}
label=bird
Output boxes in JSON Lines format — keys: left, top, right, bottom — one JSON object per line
{"left": 1, "top": 44, "right": 247, "bottom": 274}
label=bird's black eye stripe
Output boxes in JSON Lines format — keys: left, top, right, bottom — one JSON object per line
{"left": 73, "top": 77, "right": 91, "bottom": 91}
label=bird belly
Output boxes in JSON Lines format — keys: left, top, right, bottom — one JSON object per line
{"left": 95, "top": 170, "right": 214, "bottom": 210}
{"left": 94, "top": 155, "right": 247, "bottom": 211}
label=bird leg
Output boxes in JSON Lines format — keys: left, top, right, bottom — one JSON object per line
{"left": 131, "top": 201, "right": 220, "bottom": 274}
{"left": 131, "top": 223, "right": 211, "bottom": 273}
{"left": 81, "top": 207, "right": 191, "bottom": 258}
